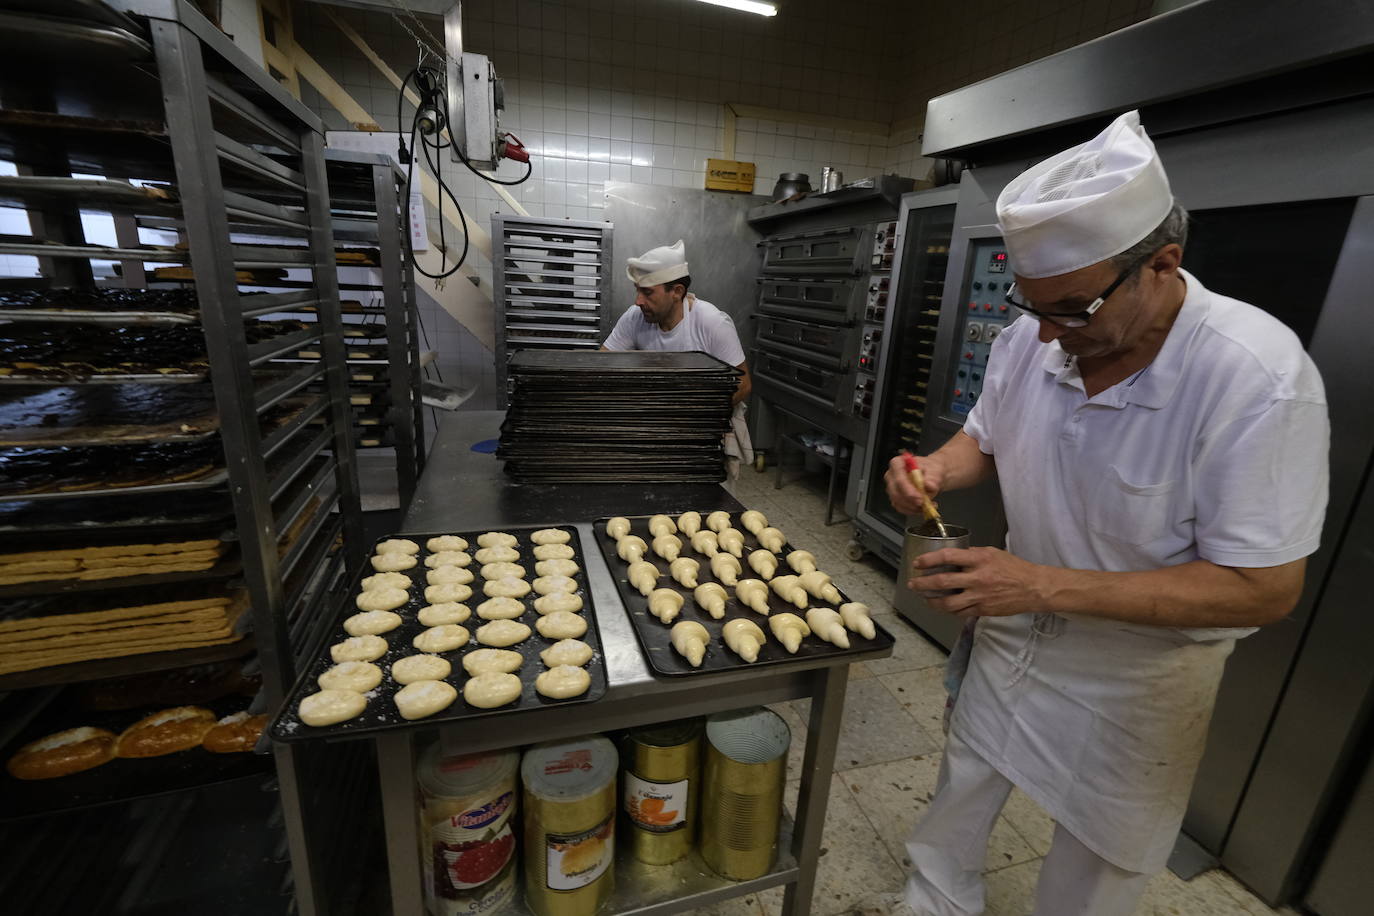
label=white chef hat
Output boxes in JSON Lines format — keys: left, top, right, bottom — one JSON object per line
{"left": 626, "top": 240, "right": 689, "bottom": 288}
{"left": 996, "top": 110, "right": 1173, "bottom": 279}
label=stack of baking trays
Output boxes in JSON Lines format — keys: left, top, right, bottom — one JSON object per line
{"left": 498, "top": 350, "right": 739, "bottom": 483}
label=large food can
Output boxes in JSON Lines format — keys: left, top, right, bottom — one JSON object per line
{"left": 417, "top": 745, "right": 520, "bottom": 916}
{"left": 621, "top": 719, "right": 701, "bottom": 865}
{"left": 700, "top": 707, "right": 790, "bottom": 880}
{"left": 521, "top": 735, "right": 618, "bottom": 916}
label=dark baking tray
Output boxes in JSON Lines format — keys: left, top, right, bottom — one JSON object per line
{"left": 508, "top": 349, "right": 739, "bottom": 374}
{"left": 593, "top": 513, "right": 894, "bottom": 677}
{"left": 269, "top": 524, "right": 608, "bottom": 743}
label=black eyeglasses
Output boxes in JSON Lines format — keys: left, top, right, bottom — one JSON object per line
{"left": 1005, "top": 256, "right": 1148, "bottom": 328}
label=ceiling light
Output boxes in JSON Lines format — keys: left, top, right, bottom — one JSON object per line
{"left": 694, "top": 0, "right": 779, "bottom": 17}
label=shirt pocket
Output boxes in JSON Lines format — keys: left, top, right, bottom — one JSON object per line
{"left": 1087, "top": 465, "right": 1180, "bottom": 546}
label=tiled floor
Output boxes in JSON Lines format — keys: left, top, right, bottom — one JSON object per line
{"left": 690, "top": 467, "right": 1300, "bottom": 916}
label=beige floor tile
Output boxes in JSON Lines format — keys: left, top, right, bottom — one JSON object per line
{"left": 876, "top": 667, "right": 949, "bottom": 750}
{"left": 1000, "top": 789, "right": 1056, "bottom": 858}
{"left": 1142, "top": 867, "right": 1270, "bottom": 915}
{"left": 984, "top": 859, "right": 1043, "bottom": 916}
{"left": 865, "top": 614, "right": 948, "bottom": 677}
{"left": 791, "top": 677, "right": 940, "bottom": 770}
{"left": 1207, "top": 870, "right": 1290, "bottom": 915}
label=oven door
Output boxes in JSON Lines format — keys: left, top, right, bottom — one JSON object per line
{"left": 756, "top": 277, "right": 863, "bottom": 326}
{"left": 760, "top": 225, "right": 872, "bottom": 275}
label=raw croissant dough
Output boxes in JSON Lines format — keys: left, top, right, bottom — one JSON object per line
{"left": 769, "top": 613, "right": 811, "bottom": 653}
{"left": 540, "top": 638, "right": 592, "bottom": 667}
{"left": 344, "top": 610, "right": 402, "bottom": 636}
{"left": 739, "top": 509, "right": 768, "bottom": 535}
{"left": 647, "top": 588, "right": 684, "bottom": 624}
{"left": 370, "top": 552, "right": 416, "bottom": 572}
{"left": 413, "top": 625, "right": 470, "bottom": 653}
{"left": 419, "top": 602, "right": 471, "bottom": 626}
{"left": 627, "top": 560, "right": 660, "bottom": 597}
{"left": 477, "top": 532, "right": 518, "bottom": 548}
{"left": 391, "top": 654, "right": 451, "bottom": 684}
{"left": 756, "top": 527, "right": 786, "bottom": 553}
{"left": 463, "top": 648, "right": 524, "bottom": 675}
{"left": 330, "top": 635, "right": 388, "bottom": 663}
{"left": 798, "top": 570, "right": 842, "bottom": 604}
{"left": 839, "top": 602, "right": 876, "bottom": 639}
{"left": 694, "top": 582, "right": 728, "bottom": 618}
{"left": 533, "top": 543, "right": 575, "bottom": 560}
{"left": 648, "top": 514, "right": 676, "bottom": 537}
{"left": 531, "top": 528, "right": 571, "bottom": 545}
{"left": 426, "top": 535, "right": 468, "bottom": 552}
{"left": 535, "top": 559, "right": 579, "bottom": 578}
{"left": 425, "top": 582, "right": 473, "bottom": 604}
{"left": 735, "top": 579, "right": 771, "bottom": 615}
{"left": 805, "top": 608, "right": 850, "bottom": 648}
{"left": 747, "top": 550, "right": 778, "bottom": 579}
{"left": 356, "top": 587, "right": 408, "bottom": 612}
{"left": 375, "top": 538, "right": 419, "bottom": 555}
{"left": 474, "top": 546, "right": 520, "bottom": 565}
{"left": 676, "top": 511, "right": 702, "bottom": 537}
{"left": 606, "top": 517, "right": 632, "bottom": 540}
{"left": 722, "top": 618, "right": 766, "bottom": 662}
{"left": 425, "top": 550, "right": 472, "bottom": 568}
{"left": 535, "top": 665, "right": 591, "bottom": 699}
{"left": 536, "top": 610, "right": 587, "bottom": 639}
{"left": 427, "top": 565, "right": 474, "bottom": 586}
{"left": 483, "top": 576, "right": 531, "bottom": 599}
{"left": 299, "top": 689, "right": 367, "bottom": 727}
{"left": 787, "top": 550, "right": 817, "bottom": 574}
{"left": 476, "top": 596, "right": 526, "bottom": 620}
{"left": 395, "top": 680, "right": 457, "bottom": 720}
{"left": 533, "top": 575, "right": 578, "bottom": 595}
{"left": 711, "top": 552, "right": 742, "bottom": 586}
{"left": 534, "top": 592, "right": 583, "bottom": 615}
{"left": 464, "top": 672, "right": 522, "bottom": 708}
{"left": 670, "top": 620, "right": 709, "bottom": 667}
{"left": 476, "top": 619, "right": 532, "bottom": 647}
{"left": 690, "top": 530, "right": 719, "bottom": 557}
{"left": 317, "top": 661, "right": 381, "bottom": 692}
{"left": 481, "top": 562, "right": 527, "bottom": 581}
{"left": 717, "top": 528, "right": 744, "bottom": 558}
{"left": 652, "top": 535, "right": 682, "bottom": 562}
{"left": 706, "top": 510, "right": 732, "bottom": 533}
{"left": 669, "top": 557, "right": 700, "bottom": 588}
{"left": 616, "top": 536, "right": 648, "bottom": 563}
{"left": 361, "top": 571, "right": 411, "bottom": 591}
{"left": 769, "top": 575, "right": 809, "bottom": 610}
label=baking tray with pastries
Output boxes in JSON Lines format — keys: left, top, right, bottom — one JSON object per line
{"left": 268, "top": 526, "right": 609, "bottom": 743}
{"left": 0, "top": 533, "right": 233, "bottom": 597}
{"left": 334, "top": 246, "right": 382, "bottom": 267}
{"left": 340, "top": 320, "right": 388, "bottom": 340}
{"left": 0, "top": 488, "right": 234, "bottom": 537}
{"left": 0, "top": 287, "right": 200, "bottom": 324}
{"left": 593, "top": 511, "right": 895, "bottom": 677}
{"left": 0, "top": 438, "right": 227, "bottom": 500}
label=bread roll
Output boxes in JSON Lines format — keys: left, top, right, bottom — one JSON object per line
{"left": 318, "top": 661, "right": 382, "bottom": 692}
{"left": 427, "top": 565, "right": 475, "bottom": 587}
{"left": 535, "top": 665, "right": 591, "bottom": 699}
{"left": 482, "top": 576, "right": 530, "bottom": 599}
{"left": 425, "top": 550, "right": 472, "bottom": 568}
{"left": 412, "top": 624, "right": 470, "bottom": 653}
{"left": 394, "top": 680, "right": 458, "bottom": 720}
{"left": 391, "top": 654, "right": 452, "bottom": 684}
{"left": 344, "top": 607, "right": 405, "bottom": 635}
{"left": 361, "top": 571, "right": 411, "bottom": 591}
{"left": 7, "top": 727, "right": 116, "bottom": 779}
{"left": 531, "top": 528, "right": 571, "bottom": 545}
{"left": 476, "top": 619, "right": 532, "bottom": 647}
{"left": 356, "top": 586, "right": 408, "bottom": 612}
{"left": 464, "top": 672, "right": 522, "bottom": 708}
{"left": 425, "top": 582, "right": 473, "bottom": 604}
{"left": 533, "top": 575, "right": 578, "bottom": 596}
{"left": 533, "top": 543, "right": 575, "bottom": 560}
{"left": 370, "top": 552, "right": 417, "bottom": 572}
{"left": 536, "top": 611, "right": 587, "bottom": 640}
{"left": 426, "top": 535, "right": 468, "bottom": 552}
{"left": 202, "top": 712, "right": 268, "bottom": 753}
{"left": 375, "top": 538, "right": 420, "bottom": 555}
{"left": 474, "top": 546, "right": 520, "bottom": 565}
{"left": 480, "top": 562, "right": 526, "bottom": 581}
{"left": 533, "top": 592, "right": 583, "bottom": 615}
{"left": 299, "top": 689, "right": 367, "bottom": 727}
{"left": 330, "top": 635, "right": 388, "bottom": 663}
{"left": 540, "top": 638, "right": 593, "bottom": 667}
{"left": 476, "top": 596, "right": 525, "bottom": 620}
{"left": 116, "top": 706, "right": 216, "bottom": 758}
{"left": 462, "top": 648, "right": 524, "bottom": 675}
{"left": 535, "top": 559, "right": 579, "bottom": 578}
{"left": 476, "top": 532, "right": 517, "bottom": 548}
{"left": 419, "top": 602, "right": 472, "bottom": 626}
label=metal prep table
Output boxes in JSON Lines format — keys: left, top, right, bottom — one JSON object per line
{"left": 370, "top": 411, "right": 892, "bottom": 915}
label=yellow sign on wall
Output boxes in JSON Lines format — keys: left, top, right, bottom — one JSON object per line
{"left": 705, "top": 159, "right": 757, "bottom": 193}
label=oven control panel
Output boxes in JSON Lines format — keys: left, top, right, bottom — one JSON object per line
{"left": 853, "top": 219, "right": 898, "bottom": 417}
{"left": 946, "top": 237, "right": 1016, "bottom": 417}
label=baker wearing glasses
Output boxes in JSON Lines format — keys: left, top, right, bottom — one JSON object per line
{"left": 867, "top": 111, "right": 1330, "bottom": 916}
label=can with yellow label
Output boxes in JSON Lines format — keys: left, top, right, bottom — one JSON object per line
{"left": 621, "top": 719, "right": 701, "bottom": 865}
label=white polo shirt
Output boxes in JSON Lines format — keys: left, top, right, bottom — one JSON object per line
{"left": 603, "top": 294, "right": 746, "bottom": 367}
{"left": 963, "top": 268, "right": 1329, "bottom": 639}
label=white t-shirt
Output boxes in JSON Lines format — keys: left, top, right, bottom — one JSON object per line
{"left": 603, "top": 294, "right": 746, "bottom": 367}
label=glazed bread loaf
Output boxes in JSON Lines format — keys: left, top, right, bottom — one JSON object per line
{"left": 116, "top": 706, "right": 216, "bottom": 758}
{"left": 7, "top": 726, "right": 117, "bottom": 779}
{"left": 201, "top": 711, "right": 268, "bottom": 753}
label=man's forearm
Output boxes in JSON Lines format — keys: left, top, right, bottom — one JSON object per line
{"left": 931, "top": 430, "right": 996, "bottom": 491}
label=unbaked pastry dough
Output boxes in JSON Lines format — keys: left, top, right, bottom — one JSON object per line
{"left": 769, "top": 612, "right": 811, "bottom": 653}
{"left": 535, "top": 610, "right": 587, "bottom": 639}
{"left": 540, "top": 638, "right": 592, "bottom": 667}
{"left": 361, "top": 571, "right": 411, "bottom": 591}
{"left": 534, "top": 592, "right": 583, "bottom": 615}
{"left": 375, "top": 538, "right": 420, "bottom": 555}
{"left": 426, "top": 535, "right": 468, "bottom": 552}
{"left": 483, "top": 576, "right": 531, "bottom": 599}
{"left": 533, "top": 543, "right": 575, "bottom": 560}
{"left": 412, "top": 624, "right": 470, "bottom": 653}
{"left": 722, "top": 618, "right": 767, "bottom": 663}
{"left": 462, "top": 648, "right": 524, "bottom": 675}
{"left": 676, "top": 511, "right": 702, "bottom": 537}
{"left": 694, "top": 582, "right": 728, "bottom": 619}
{"left": 330, "top": 634, "right": 388, "bottom": 663}
{"left": 787, "top": 550, "right": 817, "bottom": 574}
{"left": 425, "top": 582, "right": 473, "bottom": 604}
{"left": 690, "top": 530, "right": 719, "bottom": 557}
{"left": 706, "top": 510, "right": 732, "bottom": 533}
{"left": 605, "top": 517, "right": 631, "bottom": 540}
{"left": 481, "top": 562, "right": 526, "bottom": 581}
{"left": 370, "top": 552, "right": 417, "bottom": 572}
{"left": 710, "top": 552, "right": 742, "bottom": 586}
{"left": 652, "top": 535, "right": 682, "bottom": 562}
{"left": 427, "top": 565, "right": 474, "bottom": 586}
{"left": 670, "top": 620, "right": 709, "bottom": 667}
{"left": 394, "top": 679, "right": 458, "bottom": 720}
{"left": 769, "top": 574, "right": 809, "bottom": 610}
{"left": 647, "top": 588, "right": 684, "bottom": 624}
{"left": 798, "top": 569, "right": 843, "bottom": 604}
{"left": 747, "top": 550, "right": 779, "bottom": 579}
{"left": 535, "top": 558, "right": 579, "bottom": 578}
{"left": 391, "top": 654, "right": 452, "bottom": 685}
{"left": 464, "top": 672, "right": 522, "bottom": 708}
{"left": 476, "top": 532, "right": 517, "bottom": 548}
{"left": 757, "top": 527, "right": 786, "bottom": 553}
{"left": 616, "top": 535, "right": 648, "bottom": 563}
{"left": 298, "top": 689, "right": 367, "bottom": 726}
{"left": 425, "top": 550, "right": 472, "bottom": 568}
{"left": 648, "top": 514, "right": 676, "bottom": 537}
{"left": 805, "top": 607, "right": 850, "bottom": 648}
{"left": 740, "top": 509, "right": 768, "bottom": 535}
{"left": 356, "top": 586, "right": 408, "bottom": 612}
{"left": 627, "top": 560, "right": 660, "bottom": 597}
{"left": 318, "top": 661, "right": 382, "bottom": 692}
{"left": 717, "top": 528, "right": 745, "bottom": 558}
{"left": 476, "top": 596, "right": 526, "bottom": 620}
{"left": 531, "top": 528, "right": 571, "bottom": 545}
{"left": 474, "top": 546, "right": 520, "bottom": 565}
{"left": 476, "top": 619, "right": 532, "bottom": 647}
{"left": 669, "top": 556, "right": 699, "bottom": 588}
{"left": 736, "top": 579, "right": 772, "bottom": 615}
{"left": 839, "top": 602, "right": 876, "bottom": 639}
{"left": 344, "top": 610, "right": 402, "bottom": 636}
{"left": 535, "top": 665, "right": 591, "bottom": 699}
{"left": 419, "top": 602, "right": 471, "bottom": 626}
{"left": 533, "top": 575, "right": 577, "bottom": 595}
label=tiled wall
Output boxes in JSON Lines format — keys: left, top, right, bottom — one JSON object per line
{"left": 220, "top": 0, "right": 265, "bottom": 68}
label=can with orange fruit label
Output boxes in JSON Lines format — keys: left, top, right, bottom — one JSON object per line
{"left": 621, "top": 719, "right": 702, "bottom": 865}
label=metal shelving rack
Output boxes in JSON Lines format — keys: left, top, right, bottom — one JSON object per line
{"left": 492, "top": 213, "right": 613, "bottom": 406}
{"left": 0, "top": 2, "right": 367, "bottom": 914}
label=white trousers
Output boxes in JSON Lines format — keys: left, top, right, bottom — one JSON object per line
{"left": 903, "top": 732, "right": 1152, "bottom": 916}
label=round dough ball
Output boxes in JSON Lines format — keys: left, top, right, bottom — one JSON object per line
{"left": 318, "top": 661, "right": 382, "bottom": 692}
{"left": 412, "top": 624, "right": 470, "bottom": 653}
{"left": 540, "top": 639, "right": 593, "bottom": 667}
{"left": 391, "top": 654, "right": 452, "bottom": 685}
{"left": 477, "top": 596, "right": 526, "bottom": 620}
{"left": 463, "top": 672, "right": 522, "bottom": 709}
{"left": 476, "top": 619, "right": 532, "bottom": 647}
{"left": 484, "top": 576, "right": 531, "bottom": 599}
{"left": 330, "top": 635, "right": 387, "bottom": 663}
{"left": 427, "top": 565, "right": 475, "bottom": 587}
{"left": 536, "top": 611, "right": 587, "bottom": 640}
{"left": 370, "top": 552, "right": 416, "bottom": 572}
{"left": 481, "top": 562, "right": 527, "bottom": 581}
{"left": 531, "top": 528, "right": 571, "bottom": 545}
{"left": 533, "top": 544, "right": 575, "bottom": 560}
{"left": 476, "top": 532, "right": 518, "bottom": 549}
{"left": 343, "top": 610, "right": 402, "bottom": 636}
{"left": 533, "top": 575, "right": 578, "bottom": 596}
{"left": 356, "top": 586, "right": 408, "bottom": 612}
{"left": 418, "top": 602, "right": 470, "bottom": 626}
{"left": 535, "top": 665, "right": 591, "bottom": 700}
{"left": 426, "top": 535, "right": 468, "bottom": 552}
{"left": 535, "top": 559, "right": 579, "bottom": 578}
{"left": 425, "top": 583, "right": 473, "bottom": 604}
{"left": 474, "top": 546, "right": 520, "bottom": 565}
{"left": 361, "top": 571, "right": 411, "bottom": 591}
{"left": 462, "top": 648, "right": 524, "bottom": 676}
{"left": 425, "top": 550, "right": 472, "bottom": 569}
{"left": 299, "top": 689, "right": 367, "bottom": 727}
{"left": 533, "top": 592, "right": 583, "bottom": 615}
{"left": 395, "top": 679, "right": 458, "bottom": 720}
{"left": 375, "top": 538, "right": 420, "bottom": 555}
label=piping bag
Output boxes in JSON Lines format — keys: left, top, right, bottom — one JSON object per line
{"left": 901, "top": 450, "right": 949, "bottom": 538}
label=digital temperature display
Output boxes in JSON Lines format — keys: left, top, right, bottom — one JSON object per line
{"left": 987, "top": 251, "right": 1008, "bottom": 273}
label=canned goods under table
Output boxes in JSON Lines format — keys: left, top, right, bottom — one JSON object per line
{"left": 361, "top": 413, "right": 894, "bottom": 916}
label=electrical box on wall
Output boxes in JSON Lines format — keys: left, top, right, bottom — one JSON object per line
{"left": 705, "top": 159, "right": 757, "bottom": 193}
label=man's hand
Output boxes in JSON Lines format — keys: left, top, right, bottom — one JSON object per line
{"left": 909, "top": 546, "right": 1050, "bottom": 618}
{"left": 885, "top": 453, "right": 946, "bottom": 516}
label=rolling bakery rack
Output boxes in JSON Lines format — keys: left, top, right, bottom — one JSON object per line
{"left": 0, "top": 2, "right": 369, "bottom": 914}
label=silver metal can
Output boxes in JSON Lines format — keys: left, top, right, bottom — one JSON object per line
{"left": 900, "top": 523, "right": 969, "bottom": 596}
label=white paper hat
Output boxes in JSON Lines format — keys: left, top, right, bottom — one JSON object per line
{"left": 626, "top": 240, "right": 689, "bottom": 288}
{"left": 996, "top": 110, "right": 1173, "bottom": 279}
